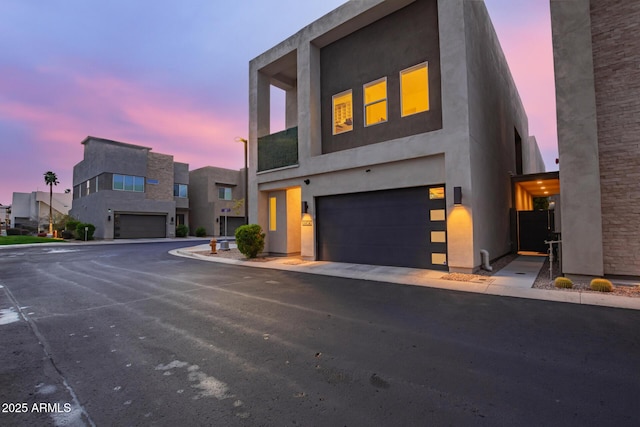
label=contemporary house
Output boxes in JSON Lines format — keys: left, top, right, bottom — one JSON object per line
{"left": 551, "top": 0, "right": 640, "bottom": 277}
{"left": 249, "top": 0, "right": 545, "bottom": 272}
{"left": 70, "top": 137, "right": 189, "bottom": 239}
{"left": 189, "top": 166, "right": 246, "bottom": 237}
{"left": 10, "top": 191, "right": 72, "bottom": 232}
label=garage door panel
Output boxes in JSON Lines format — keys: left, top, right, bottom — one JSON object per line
{"left": 114, "top": 214, "right": 166, "bottom": 239}
{"left": 316, "top": 186, "right": 447, "bottom": 270}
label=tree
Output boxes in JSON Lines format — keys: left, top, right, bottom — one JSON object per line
{"left": 43, "top": 171, "right": 59, "bottom": 235}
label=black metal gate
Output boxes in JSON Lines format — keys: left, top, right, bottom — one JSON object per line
{"left": 518, "top": 210, "right": 554, "bottom": 253}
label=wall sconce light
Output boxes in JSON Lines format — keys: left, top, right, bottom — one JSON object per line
{"left": 365, "top": 169, "right": 371, "bottom": 173}
{"left": 454, "top": 187, "right": 463, "bottom": 205}
{"left": 107, "top": 208, "right": 112, "bottom": 222}
{"left": 302, "top": 201, "right": 308, "bottom": 214}
{"left": 303, "top": 179, "right": 310, "bottom": 185}
{"left": 170, "top": 216, "right": 174, "bottom": 224}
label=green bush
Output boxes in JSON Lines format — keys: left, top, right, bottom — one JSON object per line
{"left": 66, "top": 219, "right": 80, "bottom": 233}
{"left": 7, "top": 228, "right": 29, "bottom": 236}
{"left": 75, "top": 223, "right": 95, "bottom": 240}
{"left": 590, "top": 278, "right": 613, "bottom": 293}
{"left": 554, "top": 277, "right": 573, "bottom": 289}
{"left": 195, "top": 226, "right": 207, "bottom": 237}
{"left": 235, "top": 224, "right": 265, "bottom": 259}
{"left": 176, "top": 224, "right": 189, "bottom": 237}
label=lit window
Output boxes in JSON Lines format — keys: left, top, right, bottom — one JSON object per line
{"left": 431, "top": 253, "right": 447, "bottom": 265}
{"left": 269, "top": 197, "right": 277, "bottom": 231}
{"left": 430, "top": 209, "right": 446, "bottom": 221}
{"left": 431, "top": 231, "right": 446, "bottom": 243}
{"left": 364, "top": 78, "right": 387, "bottom": 126}
{"left": 174, "top": 184, "right": 188, "bottom": 198}
{"left": 332, "top": 90, "right": 353, "bottom": 134}
{"left": 429, "top": 187, "right": 445, "bottom": 200}
{"left": 218, "top": 187, "right": 232, "bottom": 200}
{"left": 400, "top": 62, "right": 429, "bottom": 117}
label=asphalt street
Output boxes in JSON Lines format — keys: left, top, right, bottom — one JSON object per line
{"left": 1, "top": 241, "right": 639, "bottom": 426}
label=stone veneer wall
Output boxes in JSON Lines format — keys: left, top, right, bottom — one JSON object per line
{"left": 146, "top": 152, "right": 174, "bottom": 202}
{"left": 591, "top": 1, "right": 640, "bottom": 275}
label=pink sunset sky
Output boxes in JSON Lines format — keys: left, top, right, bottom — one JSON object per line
{"left": 0, "top": 0, "right": 557, "bottom": 205}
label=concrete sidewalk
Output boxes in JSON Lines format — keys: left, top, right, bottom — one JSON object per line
{"left": 171, "top": 244, "right": 640, "bottom": 311}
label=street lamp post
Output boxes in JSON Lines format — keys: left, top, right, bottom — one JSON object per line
{"left": 235, "top": 137, "right": 248, "bottom": 224}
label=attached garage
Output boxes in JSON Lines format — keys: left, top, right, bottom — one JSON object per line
{"left": 114, "top": 213, "right": 166, "bottom": 239}
{"left": 316, "top": 185, "right": 448, "bottom": 270}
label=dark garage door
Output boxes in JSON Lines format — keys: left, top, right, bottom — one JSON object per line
{"left": 114, "top": 214, "right": 166, "bottom": 239}
{"left": 316, "top": 186, "right": 447, "bottom": 270}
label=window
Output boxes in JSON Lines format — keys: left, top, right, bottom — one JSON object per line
{"left": 218, "top": 187, "right": 232, "bottom": 200}
{"left": 113, "top": 174, "right": 124, "bottom": 191}
{"left": 269, "top": 197, "right": 277, "bottom": 231}
{"left": 86, "top": 180, "right": 91, "bottom": 195}
{"left": 174, "top": 184, "right": 188, "bottom": 198}
{"left": 364, "top": 78, "right": 387, "bottom": 126}
{"left": 332, "top": 90, "right": 353, "bottom": 134}
{"left": 113, "top": 174, "right": 144, "bottom": 192}
{"left": 400, "top": 62, "right": 429, "bottom": 117}
{"left": 429, "top": 187, "right": 445, "bottom": 200}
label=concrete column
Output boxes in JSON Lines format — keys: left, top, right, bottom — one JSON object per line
{"left": 551, "top": 0, "right": 604, "bottom": 277}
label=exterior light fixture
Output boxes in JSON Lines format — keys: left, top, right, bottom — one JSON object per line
{"left": 304, "top": 179, "right": 310, "bottom": 185}
{"left": 454, "top": 186, "right": 463, "bottom": 205}
{"left": 302, "top": 201, "right": 309, "bottom": 214}
{"left": 107, "top": 208, "right": 112, "bottom": 222}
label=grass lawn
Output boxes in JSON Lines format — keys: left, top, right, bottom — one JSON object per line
{"left": 0, "top": 235, "right": 67, "bottom": 245}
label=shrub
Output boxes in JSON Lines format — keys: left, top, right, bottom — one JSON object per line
{"left": 6, "top": 228, "right": 28, "bottom": 236}
{"left": 176, "top": 224, "right": 189, "bottom": 237}
{"left": 590, "top": 278, "right": 613, "bottom": 293}
{"left": 235, "top": 224, "right": 265, "bottom": 259}
{"left": 75, "top": 223, "right": 95, "bottom": 240}
{"left": 66, "top": 219, "right": 80, "bottom": 232}
{"left": 61, "top": 230, "right": 75, "bottom": 239}
{"left": 554, "top": 277, "right": 573, "bottom": 289}
{"left": 195, "top": 226, "right": 207, "bottom": 237}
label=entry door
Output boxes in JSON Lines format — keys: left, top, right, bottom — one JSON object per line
{"left": 518, "top": 210, "right": 554, "bottom": 253}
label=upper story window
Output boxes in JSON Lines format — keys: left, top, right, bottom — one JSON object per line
{"left": 113, "top": 174, "right": 144, "bottom": 192}
{"left": 400, "top": 62, "right": 429, "bottom": 117}
{"left": 218, "top": 187, "right": 232, "bottom": 200}
{"left": 332, "top": 90, "right": 353, "bottom": 135}
{"left": 174, "top": 184, "right": 188, "bottom": 198}
{"left": 364, "top": 78, "right": 387, "bottom": 126}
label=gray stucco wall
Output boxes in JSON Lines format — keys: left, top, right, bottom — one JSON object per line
{"left": 319, "top": 0, "right": 443, "bottom": 153}
{"left": 464, "top": 0, "right": 532, "bottom": 263}
{"left": 551, "top": 0, "right": 604, "bottom": 277}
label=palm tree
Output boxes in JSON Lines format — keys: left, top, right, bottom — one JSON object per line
{"left": 43, "top": 171, "right": 59, "bottom": 235}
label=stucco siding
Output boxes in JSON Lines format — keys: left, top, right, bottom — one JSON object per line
{"left": 464, "top": 1, "right": 530, "bottom": 264}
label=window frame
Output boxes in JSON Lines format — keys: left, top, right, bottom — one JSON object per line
{"left": 218, "top": 187, "right": 232, "bottom": 200}
{"left": 363, "top": 77, "right": 388, "bottom": 127}
{"left": 174, "top": 184, "right": 188, "bottom": 198}
{"left": 332, "top": 89, "right": 354, "bottom": 135}
{"left": 400, "top": 62, "right": 430, "bottom": 118}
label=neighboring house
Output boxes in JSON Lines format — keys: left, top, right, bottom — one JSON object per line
{"left": 11, "top": 191, "right": 72, "bottom": 231}
{"left": 248, "top": 0, "right": 546, "bottom": 272}
{"left": 1, "top": 204, "right": 11, "bottom": 235}
{"left": 189, "top": 166, "right": 246, "bottom": 237}
{"left": 70, "top": 136, "right": 189, "bottom": 240}
{"left": 551, "top": 1, "right": 640, "bottom": 277}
